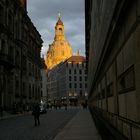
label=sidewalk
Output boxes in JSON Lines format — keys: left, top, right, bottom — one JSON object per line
{"left": 53, "top": 109, "right": 102, "bottom": 140}
{"left": 0, "top": 111, "right": 31, "bottom": 120}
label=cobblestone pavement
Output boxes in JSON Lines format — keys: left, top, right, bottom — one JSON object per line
{"left": 0, "top": 108, "right": 79, "bottom": 140}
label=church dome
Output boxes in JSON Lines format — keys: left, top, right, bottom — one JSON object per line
{"left": 45, "top": 17, "right": 73, "bottom": 70}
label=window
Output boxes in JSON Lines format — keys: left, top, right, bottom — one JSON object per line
{"left": 15, "top": 80, "right": 19, "bottom": 97}
{"left": 79, "top": 76, "right": 82, "bottom": 81}
{"left": 69, "top": 76, "right": 71, "bottom": 81}
{"left": 1, "top": 40, "right": 5, "bottom": 53}
{"left": 51, "top": 51, "right": 54, "bottom": 56}
{"left": 101, "top": 89, "right": 105, "bottom": 99}
{"left": 118, "top": 66, "right": 135, "bottom": 94}
{"left": 8, "top": 12, "right": 13, "bottom": 32}
{"left": 41, "top": 91, "right": 43, "bottom": 97}
{"left": 79, "top": 70, "right": 82, "bottom": 74}
{"left": 69, "top": 69, "right": 71, "bottom": 74}
{"left": 85, "top": 83, "right": 87, "bottom": 88}
{"left": 29, "top": 63, "right": 31, "bottom": 76}
{"left": 32, "top": 85, "right": 34, "bottom": 98}
{"left": 29, "top": 84, "right": 31, "bottom": 99}
{"left": 97, "top": 92, "right": 101, "bottom": 100}
{"left": 75, "top": 83, "right": 77, "bottom": 88}
{"left": 85, "top": 76, "right": 87, "bottom": 81}
{"left": 82, "top": 63, "right": 85, "bottom": 67}
{"left": 69, "top": 83, "right": 72, "bottom": 88}
{"left": 74, "top": 69, "right": 76, "bottom": 74}
{"left": 77, "top": 63, "right": 79, "bottom": 67}
{"left": 74, "top": 76, "right": 77, "bottom": 81}
{"left": 15, "top": 50, "right": 20, "bottom": 66}
{"left": 60, "top": 42, "right": 63, "bottom": 45}
{"left": 9, "top": 46, "right": 14, "bottom": 62}
{"left": 62, "top": 51, "right": 64, "bottom": 56}
{"left": 85, "top": 70, "right": 87, "bottom": 74}
{"left": 72, "top": 62, "right": 73, "bottom": 67}
{"left": 80, "top": 83, "right": 82, "bottom": 88}
{"left": 107, "top": 83, "right": 113, "bottom": 97}
{"left": 22, "top": 82, "right": 26, "bottom": 98}
{"left": 0, "top": 5, "right": 4, "bottom": 24}
{"left": 32, "top": 64, "right": 34, "bottom": 76}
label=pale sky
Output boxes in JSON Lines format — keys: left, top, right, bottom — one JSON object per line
{"left": 27, "top": 0, "right": 85, "bottom": 57}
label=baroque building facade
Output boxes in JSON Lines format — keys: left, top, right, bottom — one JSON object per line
{"left": 85, "top": 0, "right": 140, "bottom": 139}
{"left": 0, "top": 0, "right": 43, "bottom": 111}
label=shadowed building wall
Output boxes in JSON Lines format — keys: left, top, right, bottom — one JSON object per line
{"left": 85, "top": 0, "right": 140, "bottom": 139}
{"left": 0, "top": 0, "right": 43, "bottom": 111}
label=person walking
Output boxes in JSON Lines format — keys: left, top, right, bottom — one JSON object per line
{"left": 32, "top": 103, "right": 40, "bottom": 126}
{"left": 64, "top": 103, "right": 67, "bottom": 110}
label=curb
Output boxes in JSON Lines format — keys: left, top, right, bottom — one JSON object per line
{"left": 0, "top": 112, "right": 32, "bottom": 120}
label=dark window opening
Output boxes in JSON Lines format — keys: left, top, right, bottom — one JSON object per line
{"left": 69, "top": 69, "right": 71, "bottom": 74}
{"left": 69, "top": 83, "right": 72, "bottom": 88}
{"left": 74, "top": 69, "right": 76, "bottom": 74}
{"left": 118, "top": 65, "right": 135, "bottom": 94}
{"left": 79, "top": 70, "right": 82, "bottom": 74}
{"left": 80, "top": 83, "right": 82, "bottom": 88}
{"left": 107, "top": 83, "right": 113, "bottom": 97}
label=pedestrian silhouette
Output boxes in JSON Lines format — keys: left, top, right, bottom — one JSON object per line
{"left": 64, "top": 103, "right": 67, "bottom": 110}
{"left": 32, "top": 103, "right": 40, "bottom": 126}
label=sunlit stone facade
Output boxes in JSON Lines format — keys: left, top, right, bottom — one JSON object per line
{"left": 45, "top": 18, "right": 73, "bottom": 70}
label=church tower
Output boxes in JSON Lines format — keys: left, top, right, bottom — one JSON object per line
{"left": 45, "top": 16, "right": 73, "bottom": 70}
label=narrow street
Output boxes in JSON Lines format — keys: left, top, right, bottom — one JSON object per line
{"left": 0, "top": 108, "right": 79, "bottom": 140}
{"left": 0, "top": 0, "right": 139, "bottom": 140}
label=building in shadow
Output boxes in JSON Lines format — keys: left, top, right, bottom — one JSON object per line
{"left": 85, "top": 0, "right": 140, "bottom": 139}
{"left": 47, "top": 52, "right": 87, "bottom": 106}
{"left": 0, "top": 0, "right": 43, "bottom": 112}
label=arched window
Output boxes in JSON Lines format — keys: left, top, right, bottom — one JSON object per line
{"left": 60, "top": 42, "right": 63, "bottom": 45}
{"left": 62, "top": 51, "right": 64, "bottom": 56}
{"left": 51, "top": 51, "right": 54, "bottom": 56}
